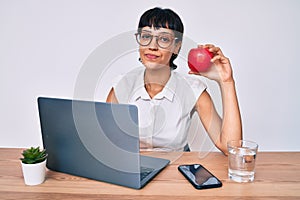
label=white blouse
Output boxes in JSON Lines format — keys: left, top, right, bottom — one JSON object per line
{"left": 113, "top": 67, "right": 207, "bottom": 151}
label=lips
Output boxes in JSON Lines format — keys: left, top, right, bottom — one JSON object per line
{"left": 145, "top": 54, "right": 159, "bottom": 60}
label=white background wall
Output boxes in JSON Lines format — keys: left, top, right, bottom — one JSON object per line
{"left": 1, "top": 0, "right": 299, "bottom": 151}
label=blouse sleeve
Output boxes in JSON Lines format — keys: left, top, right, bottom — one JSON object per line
{"left": 183, "top": 75, "right": 207, "bottom": 99}
{"left": 112, "top": 74, "right": 128, "bottom": 103}
{"left": 112, "top": 68, "right": 144, "bottom": 104}
{"left": 111, "top": 74, "right": 124, "bottom": 88}
{"left": 176, "top": 73, "right": 207, "bottom": 113}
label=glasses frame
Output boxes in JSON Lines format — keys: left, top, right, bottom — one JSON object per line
{"left": 134, "top": 32, "right": 178, "bottom": 49}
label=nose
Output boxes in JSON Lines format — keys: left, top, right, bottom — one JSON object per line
{"left": 148, "top": 36, "right": 158, "bottom": 50}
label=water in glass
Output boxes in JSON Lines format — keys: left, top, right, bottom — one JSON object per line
{"left": 228, "top": 147, "right": 256, "bottom": 182}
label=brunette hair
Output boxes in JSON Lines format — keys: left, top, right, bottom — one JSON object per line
{"left": 137, "top": 7, "right": 184, "bottom": 70}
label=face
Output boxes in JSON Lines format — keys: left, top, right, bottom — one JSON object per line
{"left": 138, "top": 26, "right": 181, "bottom": 70}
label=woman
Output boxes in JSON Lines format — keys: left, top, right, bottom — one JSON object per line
{"left": 106, "top": 7, "right": 242, "bottom": 154}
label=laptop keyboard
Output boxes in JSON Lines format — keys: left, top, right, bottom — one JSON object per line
{"left": 140, "top": 166, "right": 154, "bottom": 181}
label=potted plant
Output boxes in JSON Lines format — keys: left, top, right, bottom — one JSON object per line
{"left": 20, "top": 146, "right": 48, "bottom": 185}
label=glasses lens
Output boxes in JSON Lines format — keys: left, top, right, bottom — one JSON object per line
{"left": 137, "top": 32, "right": 152, "bottom": 46}
{"left": 157, "top": 34, "right": 173, "bottom": 48}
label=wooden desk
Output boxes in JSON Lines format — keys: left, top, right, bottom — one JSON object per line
{"left": 0, "top": 148, "right": 299, "bottom": 199}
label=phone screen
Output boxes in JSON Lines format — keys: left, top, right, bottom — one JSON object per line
{"left": 178, "top": 164, "right": 222, "bottom": 189}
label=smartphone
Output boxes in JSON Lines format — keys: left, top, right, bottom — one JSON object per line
{"left": 178, "top": 164, "right": 222, "bottom": 189}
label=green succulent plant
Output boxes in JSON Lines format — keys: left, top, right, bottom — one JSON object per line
{"left": 20, "top": 147, "right": 48, "bottom": 164}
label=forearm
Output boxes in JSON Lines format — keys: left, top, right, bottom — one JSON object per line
{"left": 219, "top": 80, "right": 243, "bottom": 153}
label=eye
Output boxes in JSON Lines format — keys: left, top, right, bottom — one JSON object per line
{"left": 159, "top": 35, "right": 171, "bottom": 43}
{"left": 140, "top": 33, "right": 152, "bottom": 40}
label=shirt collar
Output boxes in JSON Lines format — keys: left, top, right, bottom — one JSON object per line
{"left": 154, "top": 71, "right": 176, "bottom": 101}
{"left": 131, "top": 69, "right": 177, "bottom": 102}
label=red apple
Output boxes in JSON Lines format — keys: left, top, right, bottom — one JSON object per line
{"left": 188, "top": 47, "right": 214, "bottom": 73}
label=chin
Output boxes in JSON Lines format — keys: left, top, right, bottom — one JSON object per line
{"left": 143, "top": 62, "right": 169, "bottom": 70}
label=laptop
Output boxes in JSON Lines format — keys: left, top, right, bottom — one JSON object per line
{"left": 37, "top": 97, "right": 170, "bottom": 189}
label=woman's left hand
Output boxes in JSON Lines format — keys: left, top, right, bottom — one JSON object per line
{"left": 189, "top": 44, "right": 234, "bottom": 84}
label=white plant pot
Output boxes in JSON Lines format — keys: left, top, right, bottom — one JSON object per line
{"left": 21, "top": 159, "right": 47, "bottom": 186}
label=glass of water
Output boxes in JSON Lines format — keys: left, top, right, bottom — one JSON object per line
{"left": 227, "top": 140, "right": 258, "bottom": 182}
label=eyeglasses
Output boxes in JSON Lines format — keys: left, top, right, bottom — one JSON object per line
{"left": 135, "top": 32, "right": 178, "bottom": 49}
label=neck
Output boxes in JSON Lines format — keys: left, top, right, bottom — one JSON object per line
{"left": 144, "top": 67, "right": 171, "bottom": 98}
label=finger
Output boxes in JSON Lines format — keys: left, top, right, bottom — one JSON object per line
{"left": 196, "top": 44, "right": 224, "bottom": 57}
{"left": 211, "top": 55, "right": 229, "bottom": 64}
{"left": 203, "top": 44, "right": 214, "bottom": 48}
{"left": 209, "top": 46, "right": 224, "bottom": 56}
{"left": 196, "top": 44, "right": 215, "bottom": 50}
{"left": 210, "top": 54, "right": 221, "bottom": 63}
